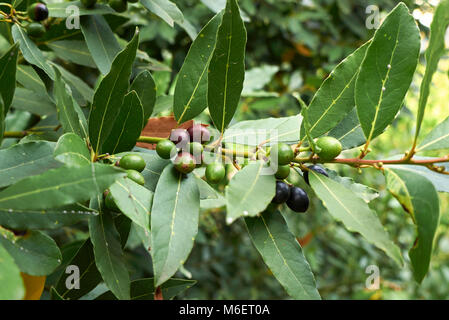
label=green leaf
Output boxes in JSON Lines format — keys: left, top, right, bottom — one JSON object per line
{"left": 52, "top": 63, "right": 94, "bottom": 106}
{"left": 80, "top": 15, "right": 122, "bottom": 75}
{"left": 0, "top": 141, "right": 61, "bottom": 188}
{"left": 16, "top": 65, "right": 48, "bottom": 96}
{"left": 0, "top": 204, "right": 97, "bottom": 230}
{"left": 96, "top": 278, "right": 196, "bottom": 300}
{"left": 414, "top": 0, "right": 449, "bottom": 143}
{"left": 225, "top": 161, "right": 275, "bottom": 224}
{"left": 0, "top": 244, "right": 24, "bottom": 300}
{"left": 328, "top": 108, "right": 365, "bottom": 150}
{"left": 138, "top": 151, "right": 171, "bottom": 192}
{"left": 242, "top": 65, "right": 279, "bottom": 97}
{"left": 173, "top": 12, "right": 223, "bottom": 124}
{"left": 48, "top": 40, "right": 96, "bottom": 68}
{"left": 223, "top": 115, "right": 301, "bottom": 146}
{"left": 245, "top": 211, "right": 320, "bottom": 300}
{"left": 355, "top": 3, "right": 420, "bottom": 141}
{"left": 11, "top": 87, "right": 55, "bottom": 116}
{"left": 0, "top": 43, "right": 19, "bottom": 115}
{"left": 54, "top": 68, "right": 84, "bottom": 137}
{"left": 151, "top": 164, "right": 200, "bottom": 286}
{"left": 418, "top": 115, "right": 449, "bottom": 151}
{"left": 54, "top": 133, "right": 91, "bottom": 167}
{"left": 102, "top": 91, "right": 144, "bottom": 154}
{"left": 55, "top": 239, "right": 102, "bottom": 300}
{"left": 309, "top": 171, "right": 403, "bottom": 266}
{"left": 208, "top": 0, "right": 247, "bottom": 134}
{"left": 327, "top": 170, "right": 379, "bottom": 203}
{"left": 0, "top": 164, "right": 125, "bottom": 210}
{"left": 88, "top": 30, "right": 139, "bottom": 156}
{"left": 11, "top": 24, "right": 55, "bottom": 79}
{"left": 385, "top": 168, "right": 440, "bottom": 283}
{"left": 140, "top": 0, "right": 184, "bottom": 27}
{"left": 194, "top": 173, "right": 219, "bottom": 200}
{"left": 48, "top": 1, "right": 114, "bottom": 17}
{"left": 304, "top": 42, "right": 369, "bottom": 138}
{"left": 0, "top": 227, "right": 61, "bottom": 276}
{"left": 89, "top": 197, "right": 130, "bottom": 300}
{"left": 130, "top": 70, "right": 156, "bottom": 125}
{"left": 109, "top": 177, "right": 153, "bottom": 231}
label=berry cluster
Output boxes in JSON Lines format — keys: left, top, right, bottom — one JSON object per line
{"left": 24, "top": 3, "right": 48, "bottom": 38}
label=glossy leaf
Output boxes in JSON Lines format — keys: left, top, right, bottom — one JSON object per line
{"left": 0, "top": 141, "right": 61, "bottom": 188}
{"left": 245, "top": 211, "right": 321, "bottom": 300}
{"left": 140, "top": 0, "right": 184, "bottom": 27}
{"left": 88, "top": 31, "right": 139, "bottom": 156}
{"left": 48, "top": 40, "right": 96, "bottom": 68}
{"left": 225, "top": 161, "right": 276, "bottom": 223}
{"left": 54, "top": 133, "right": 91, "bottom": 167}
{"left": 309, "top": 171, "right": 403, "bottom": 266}
{"left": 55, "top": 239, "right": 102, "bottom": 300}
{"left": 385, "top": 168, "right": 440, "bottom": 283}
{"left": 0, "top": 204, "right": 97, "bottom": 230}
{"left": 151, "top": 165, "right": 200, "bottom": 286}
{"left": 223, "top": 115, "right": 302, "bottom": 146}
{"left": 109, "top": 177, "right": 153, "bottom": 231}
{"left": 355, "top": 3, "right": 420, "bottom": 142}
{"left": 89, "top": 198, "right": 131, "bottom": 300}
{"left": 97, "top": 278, "right": 196, "bottom": 300}
{"left": 418, "top": 115, "right": 449, "bottom": 151}
{"left": 0, "top": 227, "right": 61, "bottom": 276}
{"left": 80, "top": 15, "right": 122, "bottom": 75}
{"left": 12, "top": 24, "right": 55, "bottom": 79}
{"left": 102, "top": 91, "right": 144, "bottom": 154}
{"left": 0, "top": 244, "right": 24, "bottom": 300}
{"left": 328, "top": 108, "right": 365, "bottom": 150}
{"left": 0, "top": 164, "right": 125, "bottom": 210}
{"left": 414, "top": 0, "right": 449, "bottom": 143}
{"left": 304, "top": 42, "right": 369, "bottom": 138}
{"left": 0, "top": 43, "right": 19, "bottom": 115}
{"left": 54, "top": 68, "right": 84, "bottom": 137}
{"left": 174, "top": 12, "right": 223, "bottom": 124}
{"left": 130, "top": 70, "right": 156, "bottom": 125}
{"left": 208, "top": 0, "right": 247, "bottom": 134}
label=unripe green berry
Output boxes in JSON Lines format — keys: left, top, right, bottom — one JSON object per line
{"left": 126, "top": 169, "right": 145, "bottom": 186}
{"left": 316, "top": 136, "right": 342, "bottom": 161}
{"left": 275, "top": 165, "right": 290, "bottom": 180}
{"left": 270, "top": 143, "right": 294, "bottom": 165}
{"left": 156, "top": 139, "right": 176, "bottom": 159}
{"left": 205, "top": 162, "right": 226, "bottom": 184}
{"left": 25, "top": 23, "right": 46, "bottom": 38}
{"left": 119, "top": 154, "right": 146, "bottom": 172}
{"left": 174, "top": 152, "right": 196, "bottom": 174}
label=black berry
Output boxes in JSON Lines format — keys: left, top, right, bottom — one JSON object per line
{"left": 286, "top": 186, "right": 309, "bottom": 212}
{"left": 303, "top": 165, "right": 328, "bottom": 185}
{"left": 28, "top": 3, "right": 49, "bottom": 22}
{"left": 272, "top": 181, "right": 290, "bottom": 204}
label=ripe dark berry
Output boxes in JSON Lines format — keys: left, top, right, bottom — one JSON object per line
{"left": 169, "top": 128, "right": 190, "bottom": 148}
{"left": 27, "top": 3, "right": 49, "bottom": 22}
{"left": 187, "top": 124, "right": 211, "bottom": 144}
{"left": 316, "top": 136, "right": 342, "bottom": 161}
{"left": 286, "top": 186, "right": 309, "bottom": 213}
{"left": 270, "top": 143, "right": 294, "bottom": 165}
{"left": 156, "top": 139, "right": 176, "bottom": 159}
{"left": 272, "top": 181, "right": 290, "bottom": 204}
{"left": 81, "top": 0, "right": 97, "bottom": 8}
{"left": 25, "top": 22, "right": 45, "bottom": 38}
{"left": 109, "top": 0, "right": 127, "bottom": 12}
{"left": 205, "top": 162, "right": 226, "bottom": 184}
{"left": 303, "top": 165, "right": 328, "bottom": 185}
{"left": 174, "top": 152, "right": 196, "bottom": 174}
{"left": 119, "top": 154, "right": 146, "bottom": 172}
{"left": 126, "top": 169, "right": 145, "bottom": 186}
{"left": 275, "top": 165, "right": 290, "bottom": 180}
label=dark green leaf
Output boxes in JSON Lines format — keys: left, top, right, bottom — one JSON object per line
{"left": 130, "top": 70, "right": 156, "bottom": 125}
{"left": 140, "top": 0, "right": 184, "bottom": 27}
{"left": 48, "top": 40, "right": 96, "bottom": 68}
{"left": 0, "top": 43, "right": 19, "bottom": 115}
{"left": 54, "top": 133, "right": 91, "bottom": 167}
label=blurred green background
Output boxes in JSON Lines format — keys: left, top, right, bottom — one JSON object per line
{"left": 28, "top": 0, "right": 448, "bottom": 299}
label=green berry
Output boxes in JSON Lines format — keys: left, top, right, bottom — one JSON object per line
{"left": 271, "top": 143, "right": 294, "bottom": 165}
{"left": 316, "top": 136, "right": 342, "bottom": 161}
{"left": 25, "top": 23, "right": 45, "bottom": 38}
{"left": 27, "top": 3, "right": 49, "bottom": 21}
{"left": 156, "top": 139, "right": 176, "bottom": 159}
{"left": 105, "top": 192, "right": 120, "bottom": 211}
{"left": 119, "top": 154, "right": 146, "bottom": 172}
{"left": 126, "top": 169, "right": 145, "bottom": 186}
{"left": 174, "top": 152, "right": 196, "bottom": 174}
{"left": 81, "top": 0, "right": 97, "bottom": 8}
{"left": 109, "top": 0, "right": 127, "bottom": 12}
{"left": 275, "top": 165, "right": 290, "bottom": 180}
{"left": 205, "top": 162, "right": 226, "bottom": 184}
{"left": 188, "top": 142, "right": 203, "bottom": 156}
